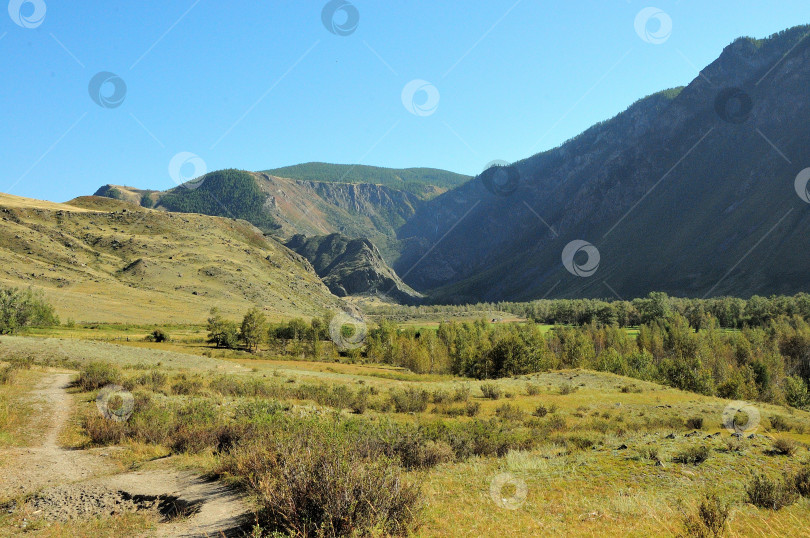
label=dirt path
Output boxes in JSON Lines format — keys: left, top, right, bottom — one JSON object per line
{"left": 0, "top": 372, "right": 111, "bottom": 500}
{"left": 0, "top": 372, "right": 254, "bottom": 537}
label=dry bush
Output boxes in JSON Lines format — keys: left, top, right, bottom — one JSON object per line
{"left": 770, "top": 437, "right": 798, "bottom": 456}
{"left": 682, "top": 492, "right": 729, "bottom": 538}
{"left": 495, "top": 403, "right": 524, "bottom": 421}
{"left": 526, "top": 383, "right": 541, "bottom": 396}
{"left": 390, "top": 388, "right": 430, "bottom": 413}
{"left": 76, "top": 362, "right": 122, "bottom": 391}
{"left": 686, "top": 416, "right": 704, "bottom": 430}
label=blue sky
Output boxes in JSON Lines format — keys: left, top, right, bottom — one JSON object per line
{"left": 3, "top": 0, "right": 810, "bottom": 202}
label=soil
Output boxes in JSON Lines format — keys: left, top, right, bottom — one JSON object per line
{"left": 0, "top": 372, "right": 254, "bottom": 537}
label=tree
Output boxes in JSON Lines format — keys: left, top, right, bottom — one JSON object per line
{"left": 240, "top": 307, "right": 266, "bottom": 352}
{"left": 0, "top": 286, "right": 59, "bottom": 334}
{"left": 206, "top": 308, "right": 239, "bottom": 349}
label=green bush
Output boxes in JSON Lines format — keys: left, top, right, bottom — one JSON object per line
{"left": 0, "top": 286, "right": 59, "bottom": 334}
{"left": 495, "top": 403, "right": 524, "bottom": 421}
{"left": 480, "top": 383, "right": 502, "bottom": 400}
{"left": 390, "top": 388, "right": 430, "bottom": 413}
{"left": 682, "top": 492, "right": 729, "bottom": 538}
{"left": 792, "top": 464, "right": 810, "bottom": 497}
{"left": 76, "top": 362, "right": 122, "bottom": 391}
{"left": 746, "top": 474, "right": 798, "bottom": 510}
{"left": 146, "top": 328, "right": 169, "bottom": 342}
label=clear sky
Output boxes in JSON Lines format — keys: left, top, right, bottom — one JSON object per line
{"left": 3, "top": 0, "right": 810, "bottom": 202}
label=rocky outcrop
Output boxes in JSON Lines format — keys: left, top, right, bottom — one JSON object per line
{"left": 285, "top": 233, "right": 422, "bottom": 304}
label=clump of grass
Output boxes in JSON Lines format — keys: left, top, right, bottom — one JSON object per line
{"left": 76, "top": 362, "right": 122, "bottom": 391}
{"left": 682, "top": 491, "right": 729, "bottom": 538}
{"left": 390, "top": 388, "right": 430, "bottom": 413}
{"left": 431, "top": 389, "right": 450, "bottom": 404}
{"left": 621, "top": 384, "right": 642, "bottom": 393}
{"left": 673, "top": 445, "right": 710, "bottom": 465}
{"left": 791, "top": 464, "right": 810, "bottom": 497}
{"left": 770, "top": 437, "right": 797, "bottom": 456}
{"left": 745, "top": 474, "right": 798, "bottom": 510}
{"left": 480, "top": 383, "right": 502, "bottom": 400}
{"left": 686, "top": 416, "right": 704, "bottom": 430}
{"left": 639, "top": 446, "right": 660, "bottom": 463}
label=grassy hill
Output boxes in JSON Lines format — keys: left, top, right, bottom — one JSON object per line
{"left": 0, "top": 192, "right": 340, "bottom": 323}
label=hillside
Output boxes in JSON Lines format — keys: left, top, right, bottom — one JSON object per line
{"left": 95, "top": 165, "right": 467, "bottom": 263}
{"left": 261, "top": 162, "right": 470, "bottom": 195}
{"left": 395, "top": 26, "right": 810, "bottom": 302}
{"left": 0, "top": 193, "right": 340, "bottom": 323}
{"left": 285, "top": 233, "right": 422, "bottom": 304}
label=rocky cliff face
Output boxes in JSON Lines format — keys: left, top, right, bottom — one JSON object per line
{"left": 395, "top": 26, "right": 810, "bottom": 302}
{"left": 285, "top": 233, "right": 422, "bottom": 304}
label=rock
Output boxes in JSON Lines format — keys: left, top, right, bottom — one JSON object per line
{"left": 665, "top": 433, "right": 676, "bottom": 440}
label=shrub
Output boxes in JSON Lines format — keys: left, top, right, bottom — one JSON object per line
{"left": 390, "top": 388, "right": 430, "bottom": 413}
{"left": 495, "top": 403, "right": 524, "bottom": 421}
{"left": 171, "top": 375, "right": 204, "bottom": 395}
{"left": 533, "top": 404, "right": 548, "bottom": 418}
{"left": 135, "top": 370, "right": 167, "bottom": 391}
{"left": 686, "top": 416, "right": 704, "bottom": 430}
{"left": 673, "top": 445, "right": 710, "bottom": 465}
{"left": 559, "top": 383, "right": 577, "bottom": 395}
{"left": 746, "top": 474, "right": 798, "bottom": 510}
{"left": 431, "top": 389, "right": 450, "bottom": 404}
{"left": 682, "top": 492, "right": 729, "bottom": 538}
{"left": 0, "top": 364, "right": 16, "bottom": 385}
{"left": 464, "top": 401, "right": 481, "bottom": 417}
{"left": 351, "top": 389, "right": 369, "bottom": 414}
{"left": 0, "top": 286, "right": 59, "bottom": 334}
{"left": 84, "top": 413, "right": 128, "bottom": 445}
{"left": 525, "top": 383, "right": 541, "bottom": 396}
{"left": 639, "top": 446, "right": 660, "bottom": 463}
{"left": 792, "top": 464, "right": 810, "bottom": 497}
{"left": 480, "top": 383, "right": 502, "bottom": 400}
{"left": 146, "top": 329, "right": 169, "bottom": 342}
{"left": 76, "top": 362, "right": 122, "bottom": 391}
{"left": 451, "top": 384, "right": 470, "bottom": 402}
{"left": 220, "top": 425, "right": 421, "bottom": 537}
{"left": 770, "top": 437, "right": 797, "bottom": 456}
{"left": 769, "top": 415, "right": 791, "bottom": 432}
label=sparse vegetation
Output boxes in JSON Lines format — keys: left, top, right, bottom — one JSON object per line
{"left": 673, "top": 445, "right": 711, "bottom": 465}
{"left": 746, "top": 474, "right": 798, "bottom": 510}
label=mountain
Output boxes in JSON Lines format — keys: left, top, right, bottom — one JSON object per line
{"left": 261, "top": 162, "right": 470, "bottom": 196}
{"left": 95, "top": 165, "right": 469, "bottom": 263}
{"left": 285, "top": 233, "right": 422, "bottom": 304}
{"left": 0, "top": 192, "right": 340, "bottom": 323}
{"left": 394, "top": 26, "right": 810, "bottom": 302}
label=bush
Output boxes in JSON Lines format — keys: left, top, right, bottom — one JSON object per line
{"left": 390, "top": 388, "right": 430, "bottom": 413}
{"left": 451, "top": 384, "right": 470, "bottom": 402}
{"left": 746, "top": 474, "right": 798, "bottom": 510}
{"left": 533, "top": 404, "right": 548, "bottom": 418}
{"left": 639, "top": 446, "right": 660, "bottom": 463}
{"left": 431, "top": 389, "right": 450, "bottom": 404}
{"left": 770, "top": 437, "right": 798, "bottom": 456}
{"left": 480, "top": 383, "right": 502, "bottom": 400}
{"left": 683, "top": 492, "right": 729, "bottom": 538}
{"left": 673, "top": 445, "right": 710, "bottom": 465}
{"left": 84, "top": 413, "right": 128, "bottom": 445}
{"left": 495, "top": 403, "right": 524, "bottom": 421}
{"left": 686, "top": 416, "right": 704, "bottom": 430}
{"left": 792, "top": 464, "right": 810, "bottom": 497}
{"left": 146, "top": 329, "right": 169, "bottom": 342}
{"left": 769, "top": 415, "right": 791, "bottom": 432}
{"left": 0, "top": 364, "right": 16, "bottom": 385}
{"left": 76, "top": 362, "right": 122, "bottom": 391}
{"left": 526, "top": 383, "right": 541, "bottom": 396}
{"left": 220, "top": 424, "right": 421, "bottom": 537}
{"left": 464, "top": 401, "right": 480, "bottom": 417}
{"left": 559, "top": 383, "right": 577, "bottom": 395}
{"left": 0, "top": 286, "right": 59, "bottom": 334}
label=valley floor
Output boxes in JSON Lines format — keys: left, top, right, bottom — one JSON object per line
{"left": 1, "top": 334, "right": 809, "bottom": 536}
